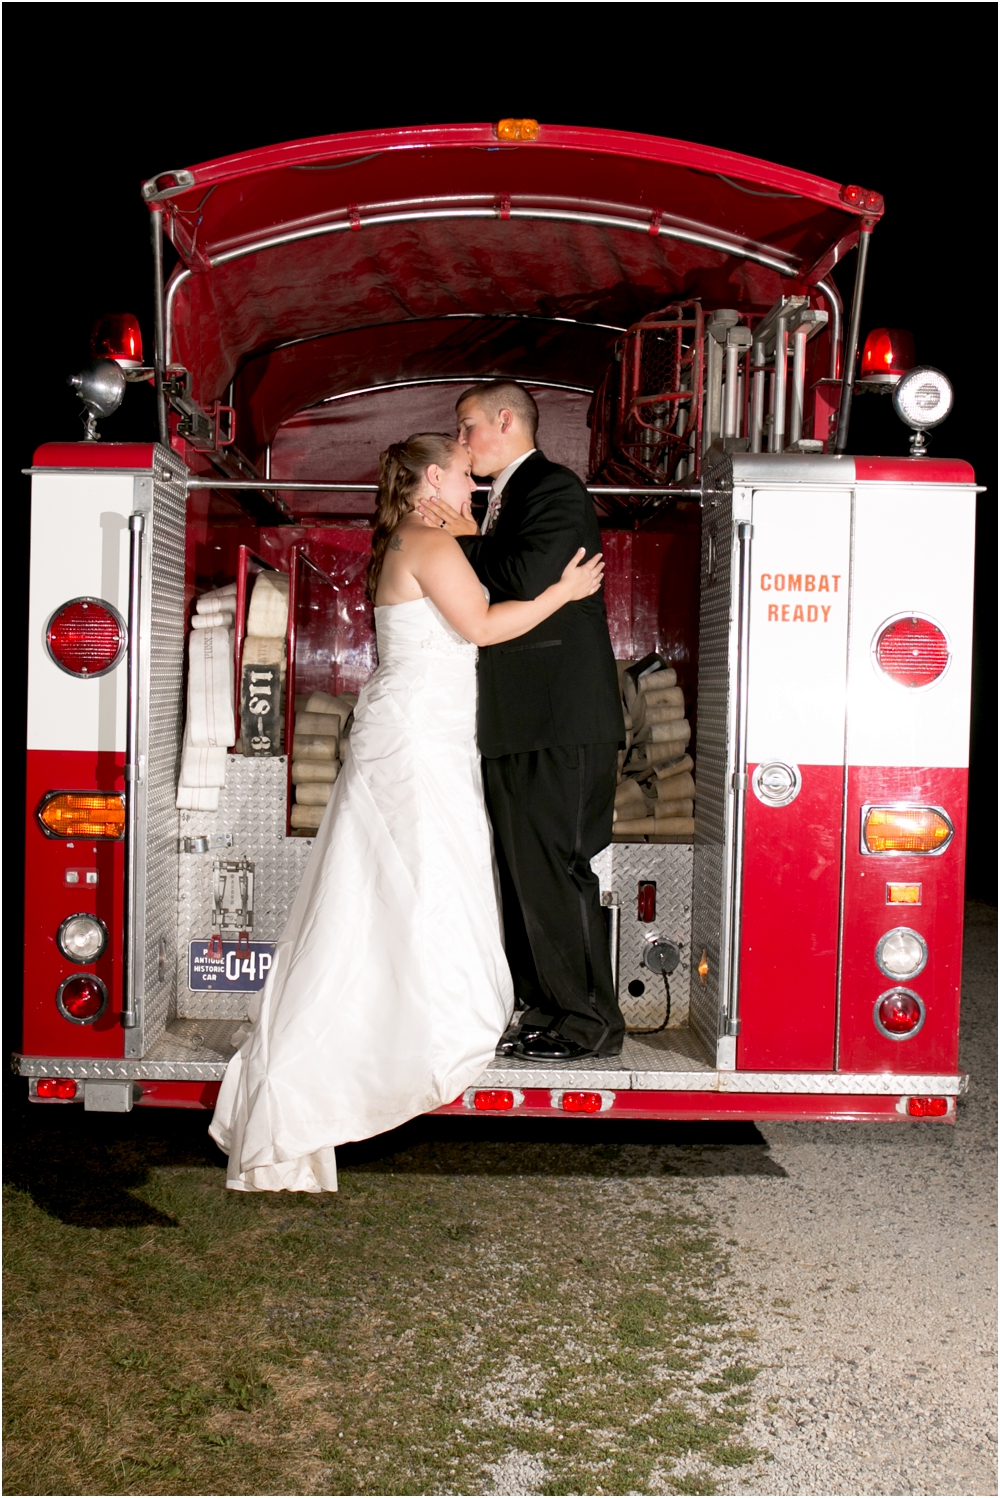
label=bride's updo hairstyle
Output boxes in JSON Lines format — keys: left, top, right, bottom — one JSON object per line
{"left": 366, "top": 432, "right": 460, "bottom": 601}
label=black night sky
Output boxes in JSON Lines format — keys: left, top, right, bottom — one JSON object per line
{"left": 11, "top": 4, "right": 995, "bottom": 899}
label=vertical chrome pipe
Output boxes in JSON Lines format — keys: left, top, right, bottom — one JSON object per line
{"left": 750, "top": 340, "right": 766, "bottom": 452}
{"left": 772, "top": 315, "right": 789, "bottom": 452}
{"left": 815, "top": 276, "right": 843, "bottom": 380}
{"left": 121, "top": 512, "right": 145, "bottom": 1029}
{"left": 723, "top": 340, "right": 740, "bottom": 438}
{"left": 150, "top": 209, "right": 169, "bottom": 448}
{"left": 605, "top": 896, "right": 621, "bottom": 998}
{"left": 704, "top": 336, "right": 722, "bottom": 451}
{"left": 834, "top": 227, "right": 872, "bottom": 453}
{"left": 790, "top": 324, "right": 809, "bottom": 446}
{"left": 725, "top": 520, "right": 753, "bottom": 1041}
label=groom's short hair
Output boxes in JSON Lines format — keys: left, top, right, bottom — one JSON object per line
{"left": 456, "top": 380, "right": 539, "bottom": 441}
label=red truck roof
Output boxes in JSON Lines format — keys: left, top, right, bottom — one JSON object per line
{"left": 149, "top": 124, "right": 878, "bottom": 452}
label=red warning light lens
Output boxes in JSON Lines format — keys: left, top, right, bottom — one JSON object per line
{"left": 907, "top": 1096, "right": 948, "bottom": 1117}
{"left": 46, "top": 599, "right": 127, "bottom": 677}
{"left": 561, "top": 1091, "right": 604, "bottom": 1113}
{"left": 874, "top": 616, "right": 949, "bottom": 688}
{"left": 36, "top": 1078, "right": 57, "bottom": 1098}
{"left": 861, "top": 328, "right": 915, "bottom": 380}
{"left": 473, "top": 1089, "right": 515, "bottom": 1111}
{"left": 90, "top": 313, "right": 143, "bottom": 367}
{"left": 55, "top": 1079, "right": 79, "bottom": 1099}
{"left": 637, "top": 882, "right": 657, "bottom": 922}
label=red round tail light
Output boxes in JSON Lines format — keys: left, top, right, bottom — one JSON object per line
{"left": 36, "top": 1078, "right": 57, "bottom": 1098}
{"left": 874, "top": 616, "right": 949, "bottom": 688}
{"left": 561, "top": 1091, "right": 605, "bottom": 1113}
{"left": 56, "top": 974, "right": 108, "bottom": 1024}
{"left": 55, "top": 1079, "right": 78, "bottom": 1099}
{"left": 46, "top": 598, "right": 126, "bottom": 678}
{"left": 874, "top": 988, "right": 925, "bottom": 1039}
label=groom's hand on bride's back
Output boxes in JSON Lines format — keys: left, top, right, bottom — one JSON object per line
{"left": 416, "top": 494, "right": 478, "bottom": 537}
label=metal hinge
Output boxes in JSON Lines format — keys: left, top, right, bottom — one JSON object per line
{"left": 180, "top": 833, "right": 233, "bottom": 854}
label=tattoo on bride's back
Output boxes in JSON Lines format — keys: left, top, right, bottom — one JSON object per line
{"left": 389, "top": 534, "right": 403, "bottom": 550}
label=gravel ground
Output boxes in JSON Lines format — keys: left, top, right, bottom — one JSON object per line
{"left": 705, "top": 901, "right": 998, "bottom": 1498}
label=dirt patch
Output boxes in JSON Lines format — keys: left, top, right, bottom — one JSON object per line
{"left": 4, "top": 1112, "right": 769, "bottom": 1495}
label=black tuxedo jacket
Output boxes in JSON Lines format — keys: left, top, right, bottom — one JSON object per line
{"left": 458, "top": 451, "right": 624, "bottom": 758}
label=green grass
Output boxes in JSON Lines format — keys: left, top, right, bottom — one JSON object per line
{"left": 4, "top": 1102, "right": 766, "bottom": 1495}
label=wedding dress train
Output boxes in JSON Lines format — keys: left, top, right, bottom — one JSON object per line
{"left": 209, "top": 596, "right": 515, "bottom": 1191}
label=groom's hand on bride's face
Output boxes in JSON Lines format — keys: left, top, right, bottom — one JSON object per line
{"left": 416, "top": 495, "right": 479, "bottom": 537}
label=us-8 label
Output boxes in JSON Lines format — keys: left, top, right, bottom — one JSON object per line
{"left": 189, "top": 941, "right": 275, "bottom": 991}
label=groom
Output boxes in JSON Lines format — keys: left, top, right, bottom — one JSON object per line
{"left": 419, "top": 380, "right": 626, "bottom": 1061}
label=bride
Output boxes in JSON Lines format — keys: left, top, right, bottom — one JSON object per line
{"left": 209, "top": 432, "right": 603, "bottom": 1191}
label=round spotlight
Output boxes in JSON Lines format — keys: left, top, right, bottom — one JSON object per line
{"left": 876, "top": 928, "right": 928, "bottom": 981}
{"left": 873, "top": 988, "right": 926, "bottom": 1040}
{"left": 57, "top": 913, "right": 109, "bottom": 964}
{"left": 892, "top": 366, "right": 953, "bottom": 454}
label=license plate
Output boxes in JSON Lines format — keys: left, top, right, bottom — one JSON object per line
{"left": 188, "top": 941, "right": 275, "bottom": 992}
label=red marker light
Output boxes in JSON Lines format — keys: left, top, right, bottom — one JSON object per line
{"left": 473, "top": 1089, "right": 514, "bottom": 1111}
{"left": 90, "top": 313, "right": 143, "bottom": 368}
{"left": 874, "top": 617, "right": 949, "bottom": 688}
{"left": 860, "top": 328, "right": 915, "bottom": 383}
{"left": 36, "top": 1078, "right": 57, "bottom": 1098}
{"left": 55, "top": 1079, "right": 78, "bottom": 1100}
{"left": 561, "top": 1091, "right": 604, "bottom": 1113}
{"left": 46, "top": 599, "right": 127, "bottom": 678}
{"left": 907, "top": 1096, "right": 948, "bottom": 1118}
{"left": 637, "top": 882, "right": 656, "bottom": 922}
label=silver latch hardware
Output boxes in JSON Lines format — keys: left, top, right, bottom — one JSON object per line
{"left": 212, "top": 858, "right": 255, "bottom": 936}
{"left": 181, "top": 833, "right": 233, "bottom": 854}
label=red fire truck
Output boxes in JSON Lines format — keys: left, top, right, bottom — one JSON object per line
{"left": 20, "top": 122, "right": 976, "bottom": 1124}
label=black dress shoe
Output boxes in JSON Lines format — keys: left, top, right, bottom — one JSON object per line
{"left": 512, "top": 1028, "right": 622, "bottom": 1063}
{"left": 495, "top": 1024, "right": 546, "bottom": 1056}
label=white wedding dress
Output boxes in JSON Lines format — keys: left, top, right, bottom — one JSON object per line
{"left": 210, "top": 595, "right": 515, "bottom": 1191}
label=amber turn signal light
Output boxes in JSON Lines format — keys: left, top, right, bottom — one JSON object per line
{"left": 38, "top": 791, "right": 125, "bottom": 840}
{"left": 862, "top": 806, "right": 952, "bottom": 856}
{"left": 495, "top": 118, "right": 539, "bottom": 141}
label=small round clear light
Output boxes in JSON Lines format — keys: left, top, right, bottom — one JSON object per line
{"left": 892, "top": 366, "right": 953, "bottom": 431}
{"left": 57, "top": 913, "right": 108, "bottom": 963}
{"left": 874, "top": 988, "right": 925, "bottom": 1040}
{"left": 876, "top": 927, "right": 928, "bottom": 980}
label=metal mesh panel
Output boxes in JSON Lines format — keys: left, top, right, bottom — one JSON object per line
{"left": 177, "top": 755, "right": 315, "bottom": 1018}
{"left": 126, "top": 452, "right": 186, "bottom": 1057}
{"left": 690, "top": 457, "right": 734, "bottom": 1056}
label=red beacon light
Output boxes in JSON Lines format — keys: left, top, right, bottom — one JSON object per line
{"left": 473, "top": 1089, "right": 515, "bottom": 1111}
{"left": 90, "top": 313, "right": 143, "bottom": 369}
{"left": 860, "top": 328, "right": 915, "bottom": 387}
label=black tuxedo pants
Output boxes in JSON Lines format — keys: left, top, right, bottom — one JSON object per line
{"left": 483, "top": 743, "right": 625, "bottom": 1052}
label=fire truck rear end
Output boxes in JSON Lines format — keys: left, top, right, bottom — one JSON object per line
{"left": 19, "top": 123, "right": 977, "bottom": 1125}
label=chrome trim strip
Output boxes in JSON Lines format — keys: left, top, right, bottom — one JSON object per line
{"left": 12, "top": 1053, "right": 968, "bottom": 1096}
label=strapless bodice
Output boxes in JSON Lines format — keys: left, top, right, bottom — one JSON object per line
{"left": 373, "top": 595, "right": 478, "bottom": 661}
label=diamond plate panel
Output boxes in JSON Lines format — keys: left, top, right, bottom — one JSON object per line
{"left": 690, "top": 458, "right": 736, "bottom": 1058}
{"left": 177, "top": 755, "right": 315, "bottom": 1018}
{"left": 126, "top": 452, "right": 187, "bottom": 1057}
{"left": 592, "top": 845, "right": 692, "bottom": 1027}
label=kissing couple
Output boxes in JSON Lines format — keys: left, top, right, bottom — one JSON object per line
{"left": 210, "top": 380, "right": 626, "bottom": 1191}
